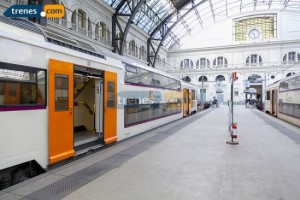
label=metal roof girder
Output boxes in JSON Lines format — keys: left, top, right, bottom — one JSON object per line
{"left": 208, "top": 0, "right": 215, "bottom": 22}
{"left": 119, "top": 0, "right": 146, "bottom": 55}
{"left": 254, "top": 0, "right": 257, "bottom": 11}
{"left": 112, "top": 0, "right": 146, "bottom": 55}
{"left": 268, "top": 0, "right": 273, "bottom": 9}
{"left": 115, "top": 0, "right": 128, "bottom": 12}
{"left": 148, "top": 0, "right": 208, "bottom": 67}
{"left": 283, "top": 0, "right": 290, "bottom": 9}
{"left": 112, "top": 14, "right": 124, "bottom": 53}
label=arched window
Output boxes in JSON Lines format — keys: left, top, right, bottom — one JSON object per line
{"left": 248, "top": 74, "right": 262, "bottom": 82}
{"left": 88, "top": 18, "right": 92, "bottom": 38}
{"left": 213, "top": 57, "right": 228, "bottom": 68}
{"left": 283, "top": 52, "right": 300, "bottom": 65}
{"left": 129, "top": 40, "right": 137, "bottom": 56}
{"left": 215, "top": 75, "right": 225, "bottom": 82}
{"left": 78, "top": 10, "right": 84, "bottom": 29}
{"left": 183, "top": 76, "right": 191, "bottom": 82}
{"left": 196, "top": 58, "right": 210, "bottom": 69}
{"left": 71, "top": 11, "right": 76, "bottom": 29}
{"left": 246, "top": 54, "right": 263, "bottom": 66}
{"left": 199, "top": 76, "right": 208, "bottom": 82}
{"left": 100, "top": 22, "right": 106, "bottom": 39}
{"left": 95, "top": 22, "right": 109, "bottom": 43}
{"left": 286, "top": 72, "right": 295, "bottom": 77}
{"left": 71, "top": 9, "right": 86, "bottom": 34}
{"left": 139, "top": 45, "right": 146, "bottom": 60}
{"left": 180, "top": 59, "right": 193, "bottom": 70}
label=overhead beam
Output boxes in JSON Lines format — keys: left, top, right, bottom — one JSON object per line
{"left": 268, "top": 0, "right": 272, "bottom": 9}
{"left": 178, "top": 12, "right": 192, "bottom": 35}
{"left": 112, "top": 0, "right": 146, "bottom": 55}
{"left": 208, "top": 0, "right": 215, "bottom": 22}
{"left": 240, "top": 0, "right": 243, "bottom": 13}
{"left": 225, "top": 0, "right": 228, "bottom": 16}
{"left": 254, "top": 0, "right": 257, "bottom": 11}
{"left": 148, "top": 0, "right": 208, "bottom": 68}
{"left": 115, "top": 0, "right": 127, "bottom": 12}
{"left": 192, "top": 0, "right": 203, "bottom": 27}
{"left": 283, "top": 0, "right": 290, "bottom": 9}
{"left": 120, "top": 0, "right": 146, "bottom": 55}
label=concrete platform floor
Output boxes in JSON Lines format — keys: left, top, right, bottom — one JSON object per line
{"left": 1, "top": 106, "right": 300, "bottom": 200}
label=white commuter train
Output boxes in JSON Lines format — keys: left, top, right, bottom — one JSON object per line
{"left": 0, "top": 17, "right": 198, "bottom": 189}
{"left": 265, "top": 73, "right": 300, "bottom": 127}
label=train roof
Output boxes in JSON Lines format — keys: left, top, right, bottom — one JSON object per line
{"left": 266, "top": 72, "right": 300, "bottom": 89}
{"left": 280, "top": 72, "right": 300, "bottom": 82}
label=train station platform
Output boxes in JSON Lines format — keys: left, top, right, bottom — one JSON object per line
{"left": 1, "top": 106, "right": 300, "bottom": 200}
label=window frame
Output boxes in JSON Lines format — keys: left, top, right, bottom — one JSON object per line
{"left": 124, "top": 63, "right": 181, "bottom": 91}
{"left": 213, "top": 57, "right": 228, "bottom": 68}
{"left": 246, "top": 54, "right": 263, "bottom": 66}
{"left": 215, "top": 75, "right": 225, "bottom": 82}
{"left": 124, "top": 102, "right": 182, "bottom": 127}
{"left": 0, "top": 61, "right": 47, "bottom": 111}
{"left": 283, "top": 52, "right": 300, "bottom": 65}
{"left": 180, "top": 59, "right": 193, "bottom": 70}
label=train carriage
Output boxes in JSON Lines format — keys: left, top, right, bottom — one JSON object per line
{"left": 265, "top": 73, "right": 300, "bottom": 127}
{"left": 0, "top": 17, "right": 198, "bottom": 189}
{"left": 277, "top": 74, "right": 300, "bottom": 126}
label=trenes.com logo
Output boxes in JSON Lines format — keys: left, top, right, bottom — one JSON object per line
{"left": 4, "top": 4, "right": 64, "bottom": 18}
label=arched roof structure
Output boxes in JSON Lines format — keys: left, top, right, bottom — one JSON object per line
{"left": 103, "top": 0, "right": 300, "bottom": 67}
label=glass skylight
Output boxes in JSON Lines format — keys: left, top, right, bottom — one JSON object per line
{"left": 103, "top": 0, "right": 300, "bottom": 49}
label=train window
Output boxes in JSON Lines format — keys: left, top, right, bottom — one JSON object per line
{"left": 160, "top": 76, "right": 170, "bottom": 88}
{"left": 125, "top": 65, "right": 139, "bottom": 84}
{"left": 278, "top": 75, "right": 300, "bottom": 119}
{"left": 287, "top": 76, "right": 300, "bottom": 90}
{"left": 139, "top": 68, "right": 152, "bottom": 85}
{"left": 279, "top": 82, "right": 289, "bottom": 91}
{"left": 151, "top": 79, "right": 160, "bottom": 87}
{"left": 151, "top": 73, "right": 161, "bottom": 87}
{"left": 0, "top": 62, "right": 46, "bottom": 109}
{"left": 55, "top": 74, "right": 69, "bottom": 111}
{"left": 126, "top": 65, "right": 138, "bottom": 74}
{"left": 0, "top": 82, "right": 4, "bottom": 95}
{"left": 124, "top": 102, "right": 182, "bottom": 127}
{"left": 107, "top": 81, "right": 115, "bottom": 108}
{"left": 9, "top": 83, "right": 17, "bottom": 96}
{"left": 280, "top": 76, "right": 300, "bottom": 92}
{"left": 124, "top": 62, "right": 181, "bottom": 91}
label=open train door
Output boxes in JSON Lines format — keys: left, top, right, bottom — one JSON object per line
{"left": 272, "top": 89, "right": 278, "bottom": 116}
{"left": 188, "top": 89, "right": 192, "bottom": 114}
{"left": 183, "top": 88, "right": 188, "bottom": 117}
{"left": 48, "top": 59, "right": 75, "bottom": 164}
{"left": 104, "top": 71, "right": 117, "bottom": 144}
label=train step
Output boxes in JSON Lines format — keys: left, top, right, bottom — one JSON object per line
{"left": 75, "top": 144, "right": 104, "bottom": 156}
